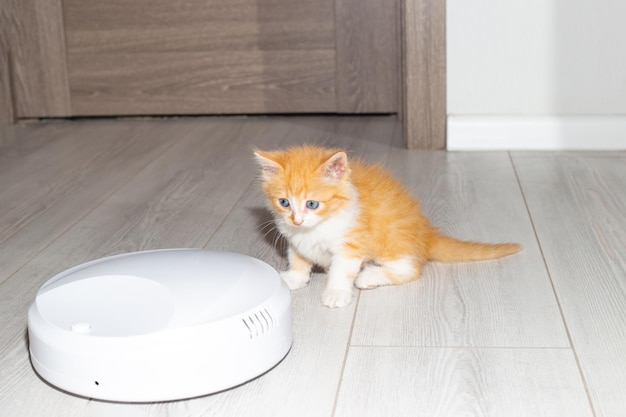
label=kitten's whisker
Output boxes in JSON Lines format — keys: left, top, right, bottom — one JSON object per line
{"left": 263, "top": 226, "right": 279, "bottom": 240}
{"left": 257, "top": 217, "right": 276, "bottom": 230}
{"left": 259, "top": 219, "right": 275, "bottom": 228}
{"left": 258, "top": 220, "right": 279, "bottom": 239}
{"left": 258, "top": 222, "right": 275, "bottom": 234}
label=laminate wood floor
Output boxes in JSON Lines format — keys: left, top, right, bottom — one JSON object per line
{"left": 0, "top": 117, "right": 624, "bottom": 417}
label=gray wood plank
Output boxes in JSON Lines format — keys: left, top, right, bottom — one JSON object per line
{"left": 0, "top": 122, "right": 64, "bottom": 168}
{"left": 322, "top": 116, "right": 400, "bottom": 165}
{"left": 335, "top": 347, "right": 593, "bottom": 417}
{"left": 351, "top": 151, "right": 569, "bottom": 347}
{"left": 513, "top": 153, "right": 626, "bottom": 417}
{"left": 0, "top": 120, "right": 177, "bottom": 285}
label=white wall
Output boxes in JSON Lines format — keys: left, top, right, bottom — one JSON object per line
{"left": 447, "top": 0, "right": 626, "bottom": 149}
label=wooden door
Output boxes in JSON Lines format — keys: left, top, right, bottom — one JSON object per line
{"left": 2, "top": 0, "right": 398, "bottom": 118}
{"left": 2, "top": 0, "right": 446, "bottom": 148}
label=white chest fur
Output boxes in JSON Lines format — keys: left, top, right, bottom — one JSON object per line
{"left": 283, "top": 198, "right": 359, "bottom": 269}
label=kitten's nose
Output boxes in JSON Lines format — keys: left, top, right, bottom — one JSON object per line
{"left": 291, "top": 215, "right": 304, "bottom": 226}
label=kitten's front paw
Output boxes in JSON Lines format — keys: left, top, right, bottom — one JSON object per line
{"left": 321, "top": 288, "right": 353, "bottom": 308}
{"left": 280, "top": 270, "right": 310, "bottom": 290}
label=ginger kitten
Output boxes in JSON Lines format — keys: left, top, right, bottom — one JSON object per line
{"left": 254, "top": 145, "right": 521, "bottom": 308}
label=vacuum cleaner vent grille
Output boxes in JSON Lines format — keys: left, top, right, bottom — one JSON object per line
{"left": 242, "top": 308, "right": 276, "bottom": 339}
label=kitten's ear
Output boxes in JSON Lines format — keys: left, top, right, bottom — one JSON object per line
{"left": 320, "top": 151, "right": 349, "bottom": 181}
{"left": 253, "top": 150, "right": 283, "bottom": 179}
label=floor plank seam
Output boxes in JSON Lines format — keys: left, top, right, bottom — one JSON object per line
{"left": 330, "top": 291, "right": 362, "bottom": 417}
{"left": 509, "top": 152, "right": 599, "bottom": 417}
{"left": 346, "top": 345, "right": 577, "bottom": 350}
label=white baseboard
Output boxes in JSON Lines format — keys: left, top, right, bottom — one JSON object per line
{"left": 447, "top": 115, "right": 626, "bottom": 150}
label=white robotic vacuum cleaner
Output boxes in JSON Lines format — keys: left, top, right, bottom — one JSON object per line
{"left": 28, "top": 249, "right": 292, "bottom": 402}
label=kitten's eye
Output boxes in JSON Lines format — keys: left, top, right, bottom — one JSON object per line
{"left": 306, "top": 200, "right": 320, "bottom": 209}
{"left": 278, "top": 198, "right": 290, "bottom": 208}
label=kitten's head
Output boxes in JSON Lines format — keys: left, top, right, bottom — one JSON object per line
{"left": 254, "top": 145, "right": 353, "bottom": 229}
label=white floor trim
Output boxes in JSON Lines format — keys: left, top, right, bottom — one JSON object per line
{"left": 447, "top": 115, "right": 626, "bottom": 150}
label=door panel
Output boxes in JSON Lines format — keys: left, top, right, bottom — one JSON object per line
{"left": 2, "top": 0, "right": 71, "bottom": 118}
{"left": 63, "top": 0, "right": 335, "bottom": 54}
{"left": 68, "top": 50, "right": 336, "bottom": 115}
{"left": 335, "top": 0, "right": 398, "bottom": 113}
{"left": 4, "top": 0, "right": 448, "bottom": 149}
{"left": 63, "top": 0, "right": 339, "bottom": 115}
{"left": 4, "top": 0, "right": 400, "bottom": 118}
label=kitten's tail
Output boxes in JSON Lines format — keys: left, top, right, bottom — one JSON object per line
{"left": 427, "top": 232, "right": 521, "bottom": 263}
